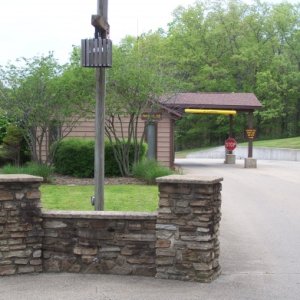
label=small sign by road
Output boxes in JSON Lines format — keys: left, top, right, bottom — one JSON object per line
{"left": 225, "top": 137, "right": 237, "bottom": 151}
{"left": 245, "top": 129, "right": 257, "bottom": 140}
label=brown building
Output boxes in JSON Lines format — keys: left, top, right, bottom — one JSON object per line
{"left": 64, "top": 108, "right": 180, "bottom": 168}
{"left": 59, "top": 92, "right": 261, "bottom": 168}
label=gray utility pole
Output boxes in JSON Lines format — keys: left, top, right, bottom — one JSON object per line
{"left": 94, "top": 0, "right": 108, "bottom": 211}
{"left": 81, "top": 0, "right": 111, "bottom": 210}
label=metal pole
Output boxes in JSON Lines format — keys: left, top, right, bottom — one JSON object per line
{"left": 228, "top": 115, "right": 233, "bottom": 154}
{"left": 229, "top": 115, "right": 233, "bottom": 138}
{"left": 94, "top": 0, "right": 108, "bottom": 211}
{"left": 147, "top": 122, "right": 156, "bottom": 160}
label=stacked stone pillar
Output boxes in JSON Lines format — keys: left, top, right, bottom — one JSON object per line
{"left": 0, "top": 175, "right": 43, "bottom": 276}
{"left": 156, "top": 175, "right": 223, "bottom": 282}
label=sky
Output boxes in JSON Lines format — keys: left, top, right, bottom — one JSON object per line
{"left": 0, "top": 0, "right": 298, "bottom": 66}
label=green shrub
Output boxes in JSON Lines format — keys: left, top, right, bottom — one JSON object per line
{"left": 0, "top": 124, "right": 23, "bottom": 166}
{"left": 53, "top": 138, "right": 147, "bottom": 177}
{"left": 105, "top": 142, "right": 122, "bottom": 177}
{"left": 0, "top": 124, "right": 30, "bottom": 166}
{"left": 104, "top": 142, "right": 147, "bottom": 176}
{"left": 132, "top": 159, "right": 174, "bottom": 184}
{"left": 1, "top": 162, "right": 53, "bottom": 183}
{"left": 53, "top": 139, "right": 94, "bottom": 178}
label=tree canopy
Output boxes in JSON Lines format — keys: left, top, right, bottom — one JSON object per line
{"left": 1, "top": 0, "right": 300, "bottom": 158}
{"left": 163, "top": 0, "right": 300, "bottom": 148}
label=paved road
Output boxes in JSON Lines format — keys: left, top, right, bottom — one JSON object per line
{"left": 187, "top": 146, "right": 300, "bottom": 161}
{"left": 1, "top": 159, "right": 300, "bottom": 300}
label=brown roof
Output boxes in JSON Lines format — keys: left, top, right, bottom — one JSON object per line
{"left": 160, "top": 92, "right": 262, "bottom": 113}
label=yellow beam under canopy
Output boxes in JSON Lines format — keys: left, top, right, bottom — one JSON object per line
{"left": 185, "top": 109, "right": 237, "bottom": 115}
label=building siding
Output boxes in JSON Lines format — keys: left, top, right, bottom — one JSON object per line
{"left": 156, "top": 112, "right": 173, "bottom": 167}
{"left": 41, "top": 111, "right": 176, "bottom": 169}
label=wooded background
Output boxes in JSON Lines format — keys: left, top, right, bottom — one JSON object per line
{"left": 1, "top": 0, "right": 299, "bottom": 154}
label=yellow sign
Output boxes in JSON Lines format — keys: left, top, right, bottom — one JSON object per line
{"left": 245, "top": 129, "right": 256, "bottom": 139}
{"left": 185, "top": 109, "right": 237, "bottom": 115}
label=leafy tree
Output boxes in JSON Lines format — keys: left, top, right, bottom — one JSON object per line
{"left": 105, "top": 34, "right": 176, "bottom": 176}
{"left": 166, "top": 0, "right": 300, "bottom": 145}
{"left": 2, "top": 0, "right": 299, "bottom": 160}
{"left": 104, "top": 0, "right": 300, "bottom": 152}
{"left": 0, "top": 52, "right": 94, "bottom": 164}
{"left": 0, "top": 111, "right": 10, "bottom": 144}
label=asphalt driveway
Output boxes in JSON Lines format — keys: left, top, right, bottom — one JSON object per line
{"left": 1, "top": 159, "right": 300, "bottom": 300}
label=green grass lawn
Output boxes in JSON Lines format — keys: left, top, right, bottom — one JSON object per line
{"left": 40, "top": 184, "right": 159, "bottom": 212}
{"left": 250, "top": 136, "right": 300, "bottom": 149}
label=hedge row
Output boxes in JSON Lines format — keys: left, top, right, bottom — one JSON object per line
{"left": 53, "top": 138, "right": 147, "bottom": 177}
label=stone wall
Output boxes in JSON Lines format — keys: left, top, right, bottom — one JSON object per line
{"left": 0, "top": 175, "right": 43, "bottom": 276}
{"left": 0, "top": 174, "right": 223, "bottom": 283}
{"left": 156, "top": 175, "right": 223, "bottom": 282}
{"left": 42, "top": 211, "right": 157, "bottom": 276}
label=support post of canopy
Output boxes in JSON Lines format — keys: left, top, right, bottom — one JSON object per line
{"left": 225, "top": 114, "right": 236, "bottom": 164}
{"left": 244, "top": 111, "right": 257, "bottom": 168}
{"left": 247, "top": 111, "right": 253, "bottom": 158}
{"left": 229, "top": 115, "right": 233, "bottom": 138}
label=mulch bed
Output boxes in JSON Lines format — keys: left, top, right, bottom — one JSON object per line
{"left": 51, "top": 174, "right": 145, "bottom": 186}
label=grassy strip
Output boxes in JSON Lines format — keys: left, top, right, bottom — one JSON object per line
{"left": 40, "top": 184, "right": 158, "bottom": 212}
{"left": 250, "top": 137, "right": 300, "bottom": 149}
{"left": 1, "top": 162, "right": 53, "bottom": 182}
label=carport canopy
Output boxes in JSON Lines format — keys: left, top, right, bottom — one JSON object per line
{"left": 158, "top": 92, "right": 262, "bottom": 159}
{"left": 159, "top": 92, "right": 262, "bottom": 113}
